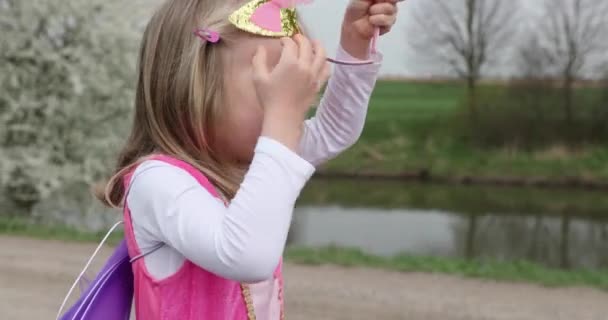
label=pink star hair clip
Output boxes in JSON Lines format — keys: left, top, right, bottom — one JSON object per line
{"left": 194, "top": 28, "right": 220, "bottom": 44}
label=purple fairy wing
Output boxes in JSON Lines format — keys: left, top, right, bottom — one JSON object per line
{"left": 59, "top": 240, "right": 133, "bottom": 320}
{"left": 57, "top": 222, "right": 134, "bottom": 320}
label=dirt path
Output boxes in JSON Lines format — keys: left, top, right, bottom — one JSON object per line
{"left": 1, "top": 236, "right": 607, "bottom": 320}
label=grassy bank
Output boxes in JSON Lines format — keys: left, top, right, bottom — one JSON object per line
{"left": 286, "top": 247, "right": 608, "bottom": 291}
{"left": 328, "top": 81, "right": 608, "bottom": 180}
{"left": 299, "top": 179, "right": 608, "bottom": 217}
{"left": 2, "top": 218, "right": 607, "bottom": 291}
{"left": 0, "top": 217, "right": 125, "bottom": 244}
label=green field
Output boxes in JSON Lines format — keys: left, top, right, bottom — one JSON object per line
{"left": 325, "top": 81, "right": 608, "bottom": 180}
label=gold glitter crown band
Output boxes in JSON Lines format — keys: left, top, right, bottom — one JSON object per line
{"left": 229, "top": 0, "right": 309, "bottom": 37}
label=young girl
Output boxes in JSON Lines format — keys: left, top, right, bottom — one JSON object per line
{"left": 79, "top": 0, "right": 398, "bottom": 319}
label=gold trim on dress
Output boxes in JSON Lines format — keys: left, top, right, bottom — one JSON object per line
{"left": 241, "top": 283, "right": 257, "bottom": 320}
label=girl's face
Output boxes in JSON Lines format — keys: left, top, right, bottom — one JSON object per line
{"left": 214, "top": 34, "right": 284, "bottom": 163}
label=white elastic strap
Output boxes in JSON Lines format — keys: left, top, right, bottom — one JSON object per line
{"left": 55, "top": 221, "right": 124, "bottom": 320}
{"left": 129, "top": 242, "right": 165, "bottom": 263}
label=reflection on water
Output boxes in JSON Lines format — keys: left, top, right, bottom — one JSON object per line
{"left": 290, "top": 207, "right": 459, "bottom": 257}
{"left": 291, "top": 179, "right": 608, "bottom": 270}
{"left": 289, "top": 207, "right": 608, "bottom": 269}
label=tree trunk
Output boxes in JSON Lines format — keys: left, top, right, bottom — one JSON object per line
{"left": 467, "top": 76, "right": 478, "bottom": 123}
{"left": 563, "top": 77, "right": 574, "bottom": 126}
{"left": 559, "top": 214, "right": 571, "bottom": 269}
{"left": 465, "top": 214, "right": 478, "bottom": 259}
{"left": 465, "top": 0, "right": 478, "bottom": 124}
{"left": 529, "top": 214, "right": 543, "bottom": 261}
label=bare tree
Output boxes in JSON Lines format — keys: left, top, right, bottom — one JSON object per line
{"left": 518, "top": 35, "right": 552, "bottom": 80}
{"left": 535, "top": 0, "right": 608, "bottom": 125}
{"left": 408, "top": 0, "right": 516, "bottom": 121}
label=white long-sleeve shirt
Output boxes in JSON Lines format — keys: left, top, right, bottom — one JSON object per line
{"left": 126, "top": 47, "right": 382, "bottom": 282}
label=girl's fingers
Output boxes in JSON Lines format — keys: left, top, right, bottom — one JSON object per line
{"left": 369, "top": 14, "right": 397, "bottom": 28}
{"left": 279, "top": 37, "right": 298, "bottom": 64}
{"left": 317, "top": 62, "right": 331, "bottom": 91}
{"left": 369, "top": 2, "right": 398, "bottom": 16}
{"left": 369, "top": 2, "right": 399, "bottom": 32}
{"left": 252, "top": 46, "right": 269, "bottom": 81}
{"left": 293, "top": 34, "right": 313, "bottom": 65}
{"left": 379, "top": 25, "right": 392, "bottom": 35}
{"left": 311, "top": 40, "right": 327, "bottom": 76}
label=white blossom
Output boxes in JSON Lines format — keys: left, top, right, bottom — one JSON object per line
{"left": 1, "top": 0, "right": 143, "bottom": 219}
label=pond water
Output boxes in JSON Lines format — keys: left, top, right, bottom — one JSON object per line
{"left": 291, "top": 179, "right": 608, "bottom": 270}
{"left": 27, "top": 177, "right": 608, "bottom": 271}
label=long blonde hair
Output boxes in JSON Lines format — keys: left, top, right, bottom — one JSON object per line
{"left": 95, "top": 0, "right": 245, "bottom": 207}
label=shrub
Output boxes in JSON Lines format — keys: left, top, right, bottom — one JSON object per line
{"left": 0, "top": 0, "right": 139, "bottom": 215}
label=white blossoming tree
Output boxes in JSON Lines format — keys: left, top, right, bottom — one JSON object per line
{"left": 0, "top": 0, "right": 141, "bottom": 219}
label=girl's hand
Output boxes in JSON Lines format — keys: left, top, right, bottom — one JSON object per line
{"left": 252, "top": 34, "right": 330, "bottom": 151}
{"left": 341, "top": 0, "right": 401, "bottom": 59}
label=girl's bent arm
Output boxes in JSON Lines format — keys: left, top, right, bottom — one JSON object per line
{"left": 298, "top": 46, "right": 382, "bottom": 166}
{"left": 126, "top": 137, "right": 314, "bottom": 283}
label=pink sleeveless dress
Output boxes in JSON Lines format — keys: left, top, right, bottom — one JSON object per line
{"left": 123, "top": 155, "right": 284, "bottom": 320}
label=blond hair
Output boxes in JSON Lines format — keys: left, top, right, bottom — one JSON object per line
{"left": 95, "top": 0, "right": 246, "bottom": 207}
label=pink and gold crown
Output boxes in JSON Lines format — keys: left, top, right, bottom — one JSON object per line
{"left": 226, "top": 0, "right": 379, "bottom": 66}
{"left": 229, "top": 0, "right": 311, "bottom": 37}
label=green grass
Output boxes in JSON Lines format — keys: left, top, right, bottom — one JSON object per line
{"left": 2, "top": 217, "right": 607, "bottom": 291}
{"left": 325, "top": 80, "right": 608, "bottom": 180}
{"left": 0, "top": 217, "right": 124, "bottom": 244}
{"left": 286, "top": 246, "right": 608, "bottom": 291}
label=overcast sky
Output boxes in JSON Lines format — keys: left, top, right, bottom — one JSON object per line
{"left": 298, "top": 0, "right": 413, "bottom": 77}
